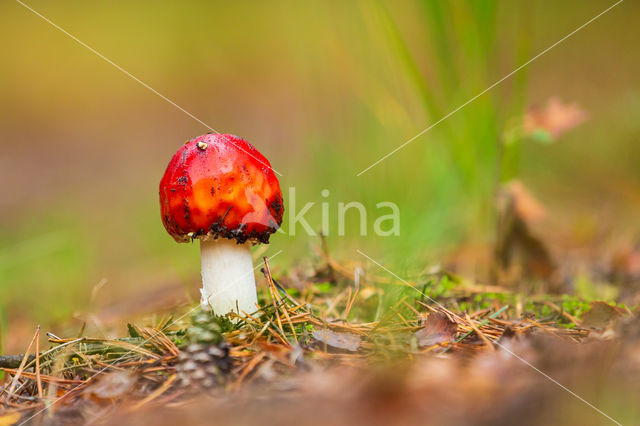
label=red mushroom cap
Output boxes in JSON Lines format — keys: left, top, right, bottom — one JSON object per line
{"left": 159, "top": 134, "right": 283, "bottom": 244}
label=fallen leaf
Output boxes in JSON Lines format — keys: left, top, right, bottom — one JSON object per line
{"left": 312, "top": 329, "right": 361, "bottom": 351}
{"left": 581, "top": 301, "right": 622, "bottom": 330}
{"left": 85, "top": 370, "right": 137, "bottom": 400}
{"left": 415, "top": 313, "right": 457, "bottom": 347}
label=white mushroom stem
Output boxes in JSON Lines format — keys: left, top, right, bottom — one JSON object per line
{"left": 199, "top": 238, "right": 258, "bottom": 315}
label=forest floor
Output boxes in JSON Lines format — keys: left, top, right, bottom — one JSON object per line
{"left": 0, "top": 232, "right": 638, "bottom": 426}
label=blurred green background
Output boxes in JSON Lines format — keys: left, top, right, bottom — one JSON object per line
{"left": 1, "top": 0, "right": 639, "bottom": 345}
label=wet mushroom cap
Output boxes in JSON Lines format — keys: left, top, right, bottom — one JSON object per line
{"left": 159, "top": 134, "right": 283, "bottom": 244}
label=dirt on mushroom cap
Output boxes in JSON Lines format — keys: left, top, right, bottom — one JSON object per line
{"left": 159, "top": 134, "right": 283, "bottom": 245}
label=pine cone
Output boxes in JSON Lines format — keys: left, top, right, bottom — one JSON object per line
{"left": 176, "top": 342, "right": 232, "bottom": 389}
{"left": 176, "top": 310, "right": 232, "bottom": 389}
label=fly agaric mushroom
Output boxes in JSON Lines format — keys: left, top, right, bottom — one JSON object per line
{"left": 159, "top": 133, "right": 283, "bottom": 315}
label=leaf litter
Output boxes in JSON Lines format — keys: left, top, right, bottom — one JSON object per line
{"left": 0, "top": 247, "right": 637, "bottom": 425}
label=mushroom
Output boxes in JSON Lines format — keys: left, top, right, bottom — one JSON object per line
{"left": 159, "top": 134, "right": 283, "bottom": 315}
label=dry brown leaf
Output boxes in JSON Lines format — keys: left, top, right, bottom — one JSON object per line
{"left": 581, "top": 301, "right": 622, "bottom": 330}
{"left": 85, "top": 371, "right": 137, "bottom": 400}
{"left": 312, "top": 329, "right": 361, "bottom": 351}
{"left": 415, "top": 313, "right": 457, "bottom": 347}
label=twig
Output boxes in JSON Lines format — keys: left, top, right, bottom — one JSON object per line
{"left": 544, "top": 301, "right": 580, "bottom": 324}
{"left": 21, "top": 337, "right": 85, "bottom": 371}
{"left": 129, "top": 375, "right": 177, "bottom": 411}
{"left": 234, "top": 352, "right": 266, "bottom": 389}
{"left": 35, "top": 326, "right": 43, "bottom": 398}
{"left": 442, "top": 305, "right": 509, "bottom": 353}
{"left": 402, "top": 301, "right": 421, "bottom": 317}
{"left": 0, "top": 355, "right": 36, "bottom": 369}
{"left": 344, "top": 286, "right": 359, "bottom": 320}
{"left": 4, "top": 326, "right": 40, "bottom": 400}
{"left": 271, "top": 277, "right": 301, "bottom": 306}
{"left": 1, "top": 369, "right": 84, "bottom": 385}
{"left": 263, "top": 257, "right": 297, "bottom": 344}
{"left": 465, "top": 314, "right": 495, "bottom": 351}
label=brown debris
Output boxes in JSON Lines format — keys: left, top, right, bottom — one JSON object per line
{"left": 86, "top": 371, "right": 137, "bottom": 400}
{"left": 415, "top": 313, "right": 458, "bottom": 348}
{"left": 0, "top": 255, "right": 632, "bottom": 425}
{"left": 581, "top": 301, "right": 623, "bottom": 330}
{"left": 312, "top": 329, "right": 361, "bottom": 352}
